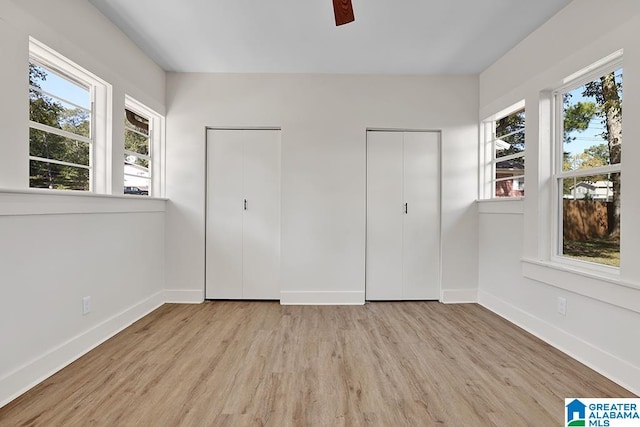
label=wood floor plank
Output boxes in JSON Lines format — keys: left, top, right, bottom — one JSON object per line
{"left": 0, "top": 301, "right": 634, "bottom": 426}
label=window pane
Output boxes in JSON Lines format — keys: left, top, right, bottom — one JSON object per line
{"left": 495, "top": 131, "right": 525, "bottom": 158}
{"left": 30, "top": 128, "right": 90, "bottom": 166}
{"left": 29, "top": 63, "right": 90, "bottom": 138}
{"left": 29, "top": 63, "right": 90, "bottom": 109}
{"left": 124, "top": 153, "right": 149, "bottom": 171}
{"left": 124, "top": 179, "right": 150, "bottom": 196}
{"left": 125, "top": 128, "right": 149, "bottom": 157}
{"left": 30, "top": 160, "right": 89, "bottom": 191}
{"left": 495, "top": 108, "right": 525, "bottom": 158}
{"left": 562, "top": 68, "right": 622, "bottom": 172}
{"left": 561, "top": 172, "right": 620, "bottom": 267}
{"left": 124, "top": 152, "right": 150, "bottom": 196}
{"left": 495, "top": 158, "right": 525, "bottom": 197}
{"left": 125, "top": 109, "right": 149, "bottom": 136}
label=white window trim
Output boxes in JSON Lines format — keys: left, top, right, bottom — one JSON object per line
{"left": 549, "top": 52, "right": 623, "bottom": 274}
{"left": 29, "top": 37, "right": 112, "bottom": 194}
{"left": 480, "top": 100, "right": 526, "bottom": 200}
{"left": 124, "top": 95, "right": 165, "bottom": 197}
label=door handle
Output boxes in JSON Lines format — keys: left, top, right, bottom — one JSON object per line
{"left": 404, "top": 202, "right": 408, "bottom": 214}
{"left": 244, "top": 199, "right": 247, "bottom": 211}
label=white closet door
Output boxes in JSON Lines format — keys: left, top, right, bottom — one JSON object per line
{"left": 366, "top": 130, "right": 440, "bottom": 301}
{"left": 402, "top": 132, "right": 440, "bottom": 300}
{"left": 242, "top": 130, "right": 280, "bottom": 299}
{"left": 206, "top": 129, "right": 244, "bottom": 299}
{"left": 366, "top": 131, "right": 404, "bottom": 300}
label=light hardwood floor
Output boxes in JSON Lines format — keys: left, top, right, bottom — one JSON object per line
{"left": 0, "top": 302, "right": 634, "bottom": 426}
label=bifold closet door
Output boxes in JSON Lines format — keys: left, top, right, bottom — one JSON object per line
{"left": 366, "top": 130, "right": 440, "bottom": 301}
{"left": 402, "top": 132, "right": 440, "bottom": 300}
{"left": 206, "top": 130, "right": 244, "bottom": 299}
{"left": 206, "top": 129, "right": 280, "bottom": 300}
{"left": 366, "top": 131, "right": 404, "bottom": 300}
{"left": 242, "top": 133, "right": 280, "bottom": 299}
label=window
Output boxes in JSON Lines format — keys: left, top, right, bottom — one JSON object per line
{"left": 124, "top": 96, "right": 163, "bottom": 197}
{"left": 482, "top": 102, "right": 525, "bottom": 198}
{"left": 28, "top": 38, "right": 111, "bottom": 192}
{"left": 553, "top": 57, "right": 622, "bottom": 268}
{"left": 29, "top": 61, "right": 91, "bottom": 190}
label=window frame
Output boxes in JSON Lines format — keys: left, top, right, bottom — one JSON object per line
{"left": 550, "top": 54, "right": 623, "bottom": 273}
{"left": 28, "top": 37, "right": 112, "bottom": 193}
{"left": 480, "top": 100, "right": 526, "bottom": 200}
{"left": 124, "top": 95, "right": 164, "bottom": 197}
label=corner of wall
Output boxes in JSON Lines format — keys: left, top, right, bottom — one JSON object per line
{"left": 0, "top": 291, "right": 165, "bottom": 408}
{"left": 164, "top": 289, "right": 204, "bottom": 304}
{"left": 478, "top": 289, "right": 640, "bottom": 396}
{"left": 441, "top": 289, "right": 479, "bottom": 304}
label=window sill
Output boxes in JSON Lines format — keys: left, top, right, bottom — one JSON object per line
{"left": 522, "top": 258, "right": 640, "bottom": 314}
{"left": 0, "top": 188, "right": 167, "bottom": 216}
{"left": 477, "top": 197, "right": 524, "bottom": 214}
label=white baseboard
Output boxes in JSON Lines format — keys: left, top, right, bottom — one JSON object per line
{"left": 478, "top": 290, "right": 640, "bottom": 396}
{"left": 164, "top": 289, "right": 204, "bottom": 304}
{"left": 0, "top": 290, "right": 165, "bottom": 408}
{"left": 280, "top": 290, "right": 365, "bottom": 305}
{"left": 441, "top": 288, "right": 478, "bottom": 303}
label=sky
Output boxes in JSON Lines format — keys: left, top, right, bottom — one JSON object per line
{"left": 563, "top": 68, "right": 623, "bottom": 159}
{"left": 31, "top": 64, "right": 90, "bottom": 110}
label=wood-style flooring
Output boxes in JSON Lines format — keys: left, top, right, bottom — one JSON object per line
{"left": 0, "top": 302, "right": 634, "bottom": 426}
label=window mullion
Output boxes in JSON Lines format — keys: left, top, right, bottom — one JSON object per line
{"left": 124, "top": 126, "right": 150, "bottom": 139}
{"left": 29, "top": 156, "right": 91, "bottom": 170}
{"left": 124, "top": 149, "right": 151, "bottom": 161}
{"left": 493, "top": 152, "right": 525, "bottom": 164}
{"left": 556, "top": 164, "right": 621, "bottom": 179}
{"left": 493, "top": 174, "right": 525, "bottom": 183}
{"left": 29, "top": 121, "right": 92, "bottom": 145}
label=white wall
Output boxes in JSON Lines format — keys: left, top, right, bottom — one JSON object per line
{"left": 479, "top": 0, "right": 640, "bottom": 394}
{"left": 0, "top": 0, "right": 167, "bottom": 406}
{"left": 165, "top": 74, "right": 479, "bottom": 304}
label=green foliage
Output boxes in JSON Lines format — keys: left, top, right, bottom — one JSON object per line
{"left": 581, "top": 144, "right": 609, "bottom": 168}
{"left": 563, "top": 97, "right": 597, "bottom": 144}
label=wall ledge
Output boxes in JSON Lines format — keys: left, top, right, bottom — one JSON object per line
{"left": 0, "top": 190, "right": 166, "bottom": 216}
{"left": 477, "top": 198, "right": 524, "bottom": 214}
{"left": 522, "top": 258, "right": 640, "bottom": 314}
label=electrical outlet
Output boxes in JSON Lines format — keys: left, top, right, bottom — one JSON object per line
{"left": 557, "top": 297, "right": 567, "bottom": 316}
{"left": 82, "top": 296, "right": 91, "bottom": 315}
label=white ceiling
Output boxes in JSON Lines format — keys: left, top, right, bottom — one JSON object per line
{"left": 89, "top": 0, "right": 571, "bottom": 74}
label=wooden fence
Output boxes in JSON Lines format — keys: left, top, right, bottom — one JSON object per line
{"left": 563, "top": 200, "right": 611, "bottom": 241}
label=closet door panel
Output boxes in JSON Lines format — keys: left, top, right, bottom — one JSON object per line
{"left": 366, "top": 131, "right": 404, "bottom": 300}
{"left": 403, "top": 132, "right": 440, "bottom": 299}
{"left": 205, "top": 129, "right": 244, "bottom": 299}
{"left": 242, "top": 130, "right": 281, "bottom": 299}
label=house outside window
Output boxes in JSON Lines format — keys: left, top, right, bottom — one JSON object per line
{"left": 481, "top": 102, "right": 525, "bottom": 199}
{"left": 553, "top": 56, "right": 622, "bottom": 268}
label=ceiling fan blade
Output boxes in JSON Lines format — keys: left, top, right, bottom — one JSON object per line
{"left": 333, "top": 0, "right": 355, "bottom": 26}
